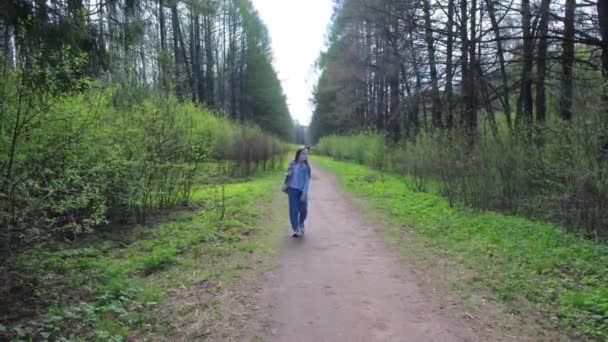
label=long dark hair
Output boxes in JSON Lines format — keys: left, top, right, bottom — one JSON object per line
{"left": 293, "top": 146, "right": 311, "bottom": 177}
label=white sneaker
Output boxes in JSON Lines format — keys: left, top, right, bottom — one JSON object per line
{"left": 299, "top": 224, "right": 305, "bottom": 235}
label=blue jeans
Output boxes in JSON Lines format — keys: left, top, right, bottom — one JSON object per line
{"left": 287, "top": 187, "right": 307, "bottom": 231}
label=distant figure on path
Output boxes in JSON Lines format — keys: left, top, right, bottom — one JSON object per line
{"left": 282, "top": 146, "right": 311, "bottom": 238}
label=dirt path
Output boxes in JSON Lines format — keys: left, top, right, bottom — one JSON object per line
{"left": 256, "top": 164, "right": 476, "bottom": 342}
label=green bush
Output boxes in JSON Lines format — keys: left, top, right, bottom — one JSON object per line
{"left": 316, "top": 123, "right": 608, "bottom": 238}
{"left": 140, "top": 247, "right": 178, "bottom": 275}
{"left": 0, "top": 77, "right": 287, "bottom": 251}
{"left": 317, "top": 133, "right": 384, "bottom": 166}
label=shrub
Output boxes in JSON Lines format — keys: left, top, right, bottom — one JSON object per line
{"left": 0, "top": 78, "right": 288, "bottom": 260}
{"left": 140, "top": 247, "right": 179, "bottom": 275}
{"left": 316, "top": 123, "right": 608, "bottom": 238}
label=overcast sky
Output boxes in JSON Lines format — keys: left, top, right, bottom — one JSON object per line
{"left": 251, "top": 0, "right": 334, "bottom": 126}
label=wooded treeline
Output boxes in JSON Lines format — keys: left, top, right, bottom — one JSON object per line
{"left": 0, "top": 0, "right": 291, "bottom": 138}
{"left": 293, "top": 122, "right": 310, "bottom": 145}
{"left": 312, "top": 0, "right": 608, "bottom": 237}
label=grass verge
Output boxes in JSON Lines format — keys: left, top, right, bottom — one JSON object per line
{"left": 315, "top": 156, "right": 608, "bottom": 340}
{"left": 1, "top": 170, "right": 284, "bottom": 341}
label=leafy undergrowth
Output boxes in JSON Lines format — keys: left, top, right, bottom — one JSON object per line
{"left": 316, "top": 156, "right": 608, "bottom": 340}
{"left": 1, "top": 170, "right": 282, "bottom": 341}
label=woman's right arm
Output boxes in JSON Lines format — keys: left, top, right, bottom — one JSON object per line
{"left": 282, "top": 162, "right": 293, "bottom": 190}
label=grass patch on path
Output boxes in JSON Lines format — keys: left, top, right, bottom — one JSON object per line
{"left": 315, "top": 156, "right": 608, "bottom": 340}
{"left": 2, "top": 170, "right": 284, "bottom": 341}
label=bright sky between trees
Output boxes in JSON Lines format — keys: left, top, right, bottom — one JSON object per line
{"left": 251, "top": 0, "right": 334, "bottom": 126}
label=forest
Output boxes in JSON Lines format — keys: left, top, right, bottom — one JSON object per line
{"left": 311, "top": 0, "right": 608, "bottom": 238}
{"left": 2, "top": 0, "right": 608, "bottom": 339}
{"left": 0, "top": 0, "right": 292, "bottom": 339}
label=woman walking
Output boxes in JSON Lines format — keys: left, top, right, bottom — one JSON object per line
{"left": 282, "top": 146, "right": 311, "bottom": 237}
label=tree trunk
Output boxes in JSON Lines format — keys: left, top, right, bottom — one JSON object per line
{"left": 517, "top": 0, "right": 534, "bottom": 128}
{"left": 423, "top": 0, "right": 441, "bottom": 128}
{"left": 388, "top": 71, "right": 401, "bottom": 143}
{"left": 190, "top": 13, "right": 199, "bottom": 102}
{"left": 559, "top": 0, "right": 575, "bottom": 121}
{"left": 204, "top": 14, "right": 215, "bottom": 106}
{"left": 476, "top": 63, "right": 498, "bottom": 136}
{"left": 228, "top": 5, "right": 238, "bottom": 120}
{"left": 239, "top": 25, "right": 246, "bottom": 120}
{"left": 171, "top": 4, "right": 191, "bottom": 98}
{"left": 599, "top": 0, "right": 608, "bottom": 79}
{"left": 445, "top": 0, "right": 455, "bottom": 128}
{"left": 220, "top": 0, "right": 227, "bottom": 109}
{"left": 535, "top": 0, "right": 551, "bottom": 125}
{"left": 375, "top": 33, "right": 385, "bottom": 131}
{"left": 460, "top": 0, "right": 477, "bottom": 137}
{"left": 140, "top": 44, "right": 147, "bottom": 85}
{"left": 194, "top": 14, "right": 204, "bottom": 103}
{"left": 34, "top": 0, "right": 48, "bottom": 31}
{"left": 460, "top": 0, "right": 469, "bottom": 129}
{"left": 387, "top": 23, "right": 401, "bottom": 143}
{"left": 486, "top": 0, "right": 512, "bottom": 130}
{"left": 377, "top": 74, "right": 386, "bottom": 131}
{"left": 171, "top": 4, "right": 181, "bottom": 95}
{"left": 406, "top": 34, "right": 421, "bottom": 139}
{"left": 467, "top": 0, "right": 478, "bottom": 133}
{"left": 159, "top": 0, "right": 167, "bottom": 88}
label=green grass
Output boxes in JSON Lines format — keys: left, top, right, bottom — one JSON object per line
{"left": 315, "top": 156, "right": 608, "bottom": 340}
{"left": 2, "top": 170, "right": 283, "bottom": 341}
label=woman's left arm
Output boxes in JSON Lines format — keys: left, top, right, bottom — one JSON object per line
{"left": 300, "top": 167, "right": 311, "bottom": 201}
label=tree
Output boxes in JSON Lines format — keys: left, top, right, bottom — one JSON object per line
{"left": 535, "top": 0, "right": 552, "bottom": 125}
{"left": 559, "top": 0, "right": 575, "bottom": 121}
{"left": 311, "top": 0, "right": 605, "bottom": 142}
{"left": 423, "top": 0, "right": 441, "bottom": 128}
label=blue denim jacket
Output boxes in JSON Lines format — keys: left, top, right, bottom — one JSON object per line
{"left": 284, "top": 161, "right": 310, "bottom": 194}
